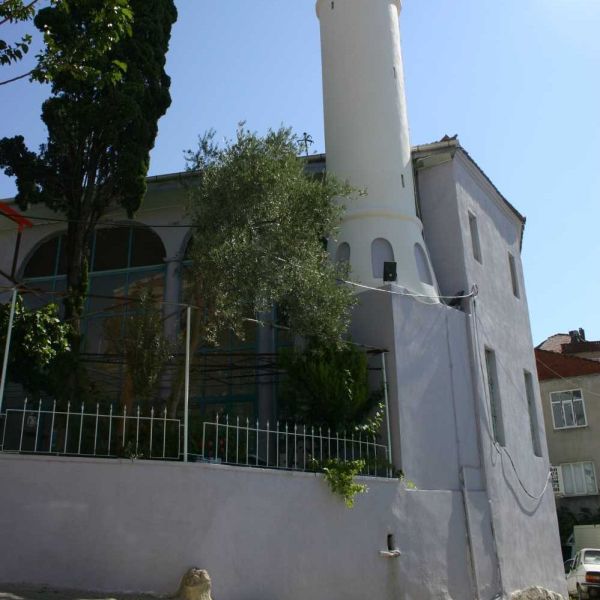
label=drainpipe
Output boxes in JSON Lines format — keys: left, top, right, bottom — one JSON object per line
{"left": 460, "top": 466, "right": 481, "bottom": 600}
{"left": 381, "top": 352, "right": 393, "bottom": 471}
{"left": 444, "top": 310, "right": 481, "bottom": 599}
{"left": 183, "top": 304, "right": 191, "bottom": 463}
{"left": 0, "top": 288, "right": 18, "bottom": 415}
{"left": 464, "top": 294, "right": 505, "bottom": 598}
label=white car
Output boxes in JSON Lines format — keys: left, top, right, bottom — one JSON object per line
{"left": 566, "top": 548, "right": 600, "bottom": 599}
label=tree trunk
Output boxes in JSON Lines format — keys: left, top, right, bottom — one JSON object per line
{"left": 62, "top": 212, "right": 95, "bottom": 403}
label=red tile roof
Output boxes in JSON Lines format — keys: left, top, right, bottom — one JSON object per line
{"left": 535, "top": 349, "right": 600, "bottom": 381}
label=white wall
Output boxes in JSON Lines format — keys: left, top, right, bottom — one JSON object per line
{"left": 0, "top": 454, "right": 476, "bottom": 600}
{"left": 416, "top": 149, "right": 567, "bottom": 597}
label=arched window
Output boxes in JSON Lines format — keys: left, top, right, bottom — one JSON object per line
{"left": 336, "top": 242, "right": 350, "bottom": 264}
{"left": 414, "top": 243, "right": 433, "bottom": 286}
{"left": 23, "top": 225, "right": 165, "bottom": 279}
{"left": 371, "top": 238, "right": 394, "bottom": 279}
{"left": 21, "top": 225, "right": 167, "bottom": 404}
{"left": 23, "top": 234, "right": 67, "bottom": 279}
{"left": 23, "top": 224, "right": 167, "bottom": 347}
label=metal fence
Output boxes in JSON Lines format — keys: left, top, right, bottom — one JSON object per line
{"left": 0, "top": 399, "right": 181, "bottom": 460}
{"left": 190, "top": 415, "right": 392, "bottom": 477}
{"left": 1, "top": 400, "right": 392, "bottom": 478}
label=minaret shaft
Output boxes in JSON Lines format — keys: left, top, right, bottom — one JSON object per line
{"left": 317, "top": 0, "right": 439, "bottom": 299}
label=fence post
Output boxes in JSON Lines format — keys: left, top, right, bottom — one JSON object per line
{"left": 0, "top": 288, "right": 18, "bottom": 415}
{"left": 184, "top": 305, "right": 191, "bottom": 463}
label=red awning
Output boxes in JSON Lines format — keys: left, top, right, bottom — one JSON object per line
{"left": 0, "top": 201, "right": 33, "bottom": 232}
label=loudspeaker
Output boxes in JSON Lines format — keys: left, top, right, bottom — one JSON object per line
{"left": 383, "top": 261, "right": 397, "bottom": 282}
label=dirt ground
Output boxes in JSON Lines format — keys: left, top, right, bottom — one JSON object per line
{"left": 0, "top": 588, "right": 164, "bottom": 600}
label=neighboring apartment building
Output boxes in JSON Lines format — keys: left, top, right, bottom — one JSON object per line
{"left": 536, "top": 331, "right": 600, "bottom": 514}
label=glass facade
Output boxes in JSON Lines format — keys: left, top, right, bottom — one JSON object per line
{"left": 22, "top": 225, "right": 167, "bottom": 404}
{"left": 20, "top": 227, "right": 289, "bottom": 419}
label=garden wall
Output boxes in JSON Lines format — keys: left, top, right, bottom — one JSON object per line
{"left": 0, "top": 454, "right": 477, "bottom": 599}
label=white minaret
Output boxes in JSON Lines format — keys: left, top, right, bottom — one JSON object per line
{"left": 317, "top": 0, "right": 439, "bottom": 299}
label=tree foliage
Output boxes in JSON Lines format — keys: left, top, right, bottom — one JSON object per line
{"left": 0, "top": 0, "right": 177, "bottom": 337}
{"left": 0, "top": 296, "right": 72, "bottom": 397}
{"left": 104, "top": 289, "right": 172, "bottom": 409}
{"left": 1, "top": 0, "right": 134, "bottom": 85}
{"left": 185, "top": 126, "right": 355, "bottom": 343}
{"left": 0, "top": 0, "right": 36, "bottom": 68}
{"left": 278, "top": 340, "right": 382, "bottom": 432}
{"left": 318, "top": 458, "right": 368, "bottom": 508}
{"left": 33, "top": 0, "right": 133, "bottom": 85}
{"left": 168, "top": 127, "right": 356, "bottom": 415}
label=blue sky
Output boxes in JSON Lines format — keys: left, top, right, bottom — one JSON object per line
{"left": 1, "top": 0, "right": 599, "bottom": 344}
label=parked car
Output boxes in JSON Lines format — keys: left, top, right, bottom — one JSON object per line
{"left": 567, "top": 548, "right": 600, "bottom": 599}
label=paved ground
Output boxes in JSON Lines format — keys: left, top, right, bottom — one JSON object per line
{"left": 0, "top": 588, "right": 164, "bottom": 600}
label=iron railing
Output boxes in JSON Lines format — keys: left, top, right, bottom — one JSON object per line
{"left": 0, "top": 401, "right": 392, "bottom": 478}
{"left": 0, "top": 399, "right": 181, "bottom": 460}
{"left": 192, "top": 415, "right": 391, "bottom": 477}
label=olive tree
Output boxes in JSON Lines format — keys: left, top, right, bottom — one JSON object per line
{"left": 167, "top": 126, "right": 356, "bottom": 416}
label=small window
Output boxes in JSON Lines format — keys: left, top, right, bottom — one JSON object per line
{"left": 509, "top": 253, "right": 520, "bottom": 298}
{"left": 550, "top": 389, "right": 587, "bottom": 429}
{"left": 414, "top": 243, "right": 433, "bottom": 285}
{"left": 561, "top": 462, "right": 598, "bottom": 496}
{"left": 484, "top": 348, "right": 505, "bottom": 446}
{"left": 336, "top": 242, "right": 350, "bottom": 264}
{"left": 468, "top": 212, "right": 482, "bottom": 263}
{"left": 524, "top": 371, "right": 542, "bottom": 457}
{"left": 371, "top": 238, "right": 394, "bottom": 280}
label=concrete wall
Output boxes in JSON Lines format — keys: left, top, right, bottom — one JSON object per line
{"left": 0, "top": 454, "right": 477, "bottom": 600}
{"left": 415, "top": 149, "right": 567, "bottom": 596}
{"left": 540, "top": 373, "right": 600, "bottom": 513}
{"left": 350, "top": 286, "right": 566, "bottom": 598}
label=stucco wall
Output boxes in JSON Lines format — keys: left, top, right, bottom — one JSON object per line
{"left": 416, "top": 150, "right": 567, "bottom": 596}
{"left": 0, "top": 454, "right": 477, "bottom": 600}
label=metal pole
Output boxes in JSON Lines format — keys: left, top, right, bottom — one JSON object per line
{"left": 0, "top": 288, "right": 18, "bottom": 415}
{"left": 184, "top": 305, "right": 191, "bottom": 463}
{"left": 10, "top": 230, "right": 23, "bottom": 280}
{"left": 381, "top": 352, "right": 393, "bottom": 468}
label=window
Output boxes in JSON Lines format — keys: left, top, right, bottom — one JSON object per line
{"left": 22, "top": 226, "right": 167, "bottom": 404}
{"left": 414, "top": 243, "right": 433, "bottom": 285}
{"left": 371, "top": 238, "right": 394, "bottom": 280}
{"left": 508, "top": 253, "right": 520, "bottom": 298}
{"left": 561, "top": 462, "right": 598, "bottom": 496}
{"left": 484, "top": 348, "right": 505, "bottom": 446}
{"left": 335, "top": 242, "right": 350, "bottom": 264}
{"left": 584, "top": 550, "right": 600, "bottom": 565}
{"left": 524, "top": 371, "right": 542, "bottom": 457}
{"left": 551, "top": 389, "right": 587, "bottom": 429}
{"left": 468, "top": 212, "right": 482, "bottom": 263}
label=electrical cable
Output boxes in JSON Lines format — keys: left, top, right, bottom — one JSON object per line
{"left": 272, "top": 254, "right": 478, "bottom": 302}
{"left": 534, "top": 355, "right": 600, "bottom": 401}
{"left": 471, "top": 299, "right": 551, "bottom": 501}
{"left": 338, "top": 278, "right": 478, "bottom": 301}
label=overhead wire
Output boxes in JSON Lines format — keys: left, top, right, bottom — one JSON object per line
{"left": 471, "top": 299, "right": 551, "bottom": 501}
{"left": 534, "top": 355, "right": 600, "bottom": 401}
